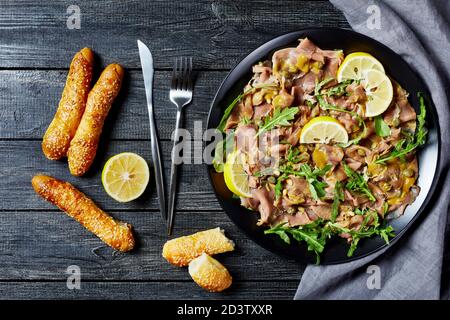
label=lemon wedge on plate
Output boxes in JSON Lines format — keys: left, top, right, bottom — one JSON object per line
{"left": 337, "top": 52, "right": 385, "bottom": 82}
{"left": 361, "top": 69, "right": 394, "bottom": 117}
{"left": 223, "top": 150, "right": 252, "bottom": 198}
{"left": 300, "top": 116, "right": 348, "bottom": 144}
{"left": 102, "top": 152, "right": 150, "bottom": 202}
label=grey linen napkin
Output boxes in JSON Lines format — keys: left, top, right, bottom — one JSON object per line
{"left": 295, "top": 0, "right": 450, "bottom": 300}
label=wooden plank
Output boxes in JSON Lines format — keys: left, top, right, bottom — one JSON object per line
{"left": 0, "top": 0, "right": 348, "bottom": 69}
{"left": 0, "top": 140, "right": 220, "bottom": 211}
{"left": 0, "top": 280, "right": 297, "bottom": 299}
{"left": 0, "top": 70, "right": 223, "bottom": 140}
{"left": 0, "top": 211, "right": 304, "bottom": 281}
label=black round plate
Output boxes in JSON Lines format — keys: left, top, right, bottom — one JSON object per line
{"left": 206, "top": 28, "right": 441, "bottom": 264}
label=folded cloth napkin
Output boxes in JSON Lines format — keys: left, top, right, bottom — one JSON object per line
{"left": 295, "top": 0, "right": 450, "bottom": 300}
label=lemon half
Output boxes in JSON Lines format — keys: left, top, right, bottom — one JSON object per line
{"left": 101, "top": 152, "right": 150, "bottom": 202}
{"left": 223, "top": 151, "right": 252, "bottom": 198}
{"left": 300, "top": 116, "right": 349, "bottom": 144}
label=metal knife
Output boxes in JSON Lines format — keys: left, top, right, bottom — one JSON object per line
{"left": 137, "top": 40, "right": 167, "bottom": 221}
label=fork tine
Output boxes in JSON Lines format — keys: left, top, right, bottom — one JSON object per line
{"left": 177, "top": 57, "right": 183, "bottom": 91}
{"left": 171, "top": 58, "right": 178, "bottom": 90}
{"left": 181, "top": 57, "right": 188, "bottom": 91}
{"left": 187, "top": 57, "right": 193, "bottom": 92}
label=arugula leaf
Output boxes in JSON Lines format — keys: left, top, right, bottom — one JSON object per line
{"left": 331, "top": 181, "right": 344, "bottom": 222}
{"left": 328, "top": 214, "right": 394, "bottom": 257}
{"left": 265, "top": 221, "right": 328, "bottom": 264}
{"left": 266, "top": 215, "right": 395, "bottom": 262}
{"left": 280, "top": 164, "right": 331, "bottom": 200}
{"left": 374, "top": 115, "right": 391, "bottom": 137}
{"left": 253, "top": 167, "right": 275, "bottom": 177}
{"left": 264, "top": 223, "right": 291, "bottom": 244}
{"left": 342, "top": 162, "right": 376, "bottom": 202}
{"left": 256, "top": 107, "right": 298, "bottom": 137}
{"left": 274, "top": 173, "right": 288, "bottom": 199}
{"left": 375, "top": 92, "right": 428, "bottom": 164}
{"left": 314, "top": 78, "right": 335, "bottom": 96}
{"left": 321, "top": 79, "right": 356, "bottom": 97}
{"left": 217, "top": 84, "right": 278, "bottom": 132}
{"left": 287, "top": 147, "right": 301, "bottom": 163}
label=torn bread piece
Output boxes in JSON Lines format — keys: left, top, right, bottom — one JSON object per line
{"left": 162, "top": 227, "right": 234, "bottom": 266}
{"left": 188, "top": 253, "right": 232, "bottom": 292}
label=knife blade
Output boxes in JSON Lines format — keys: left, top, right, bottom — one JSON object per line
{"left": 137, "top": 40, "right": 167, "bottom": 221}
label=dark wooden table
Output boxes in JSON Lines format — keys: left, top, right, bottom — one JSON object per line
{"left": 0, "top": 0, "right": 349, "bottom": 299}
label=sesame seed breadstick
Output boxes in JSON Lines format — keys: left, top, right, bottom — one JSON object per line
{"left": 67, "top": 63, "right": 124, "bottom": 176}
{"left": 162, "top": 228, "right": 235, "bottom": 266}
{"left": 42, "top": 48, "right": 94, "bottom": 160}
{"left": 31, "top": 174, "right": 135, "bottom": 252}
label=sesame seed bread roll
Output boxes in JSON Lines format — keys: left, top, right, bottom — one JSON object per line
{"left": 42, "top": 48, "right": 94, "bottom": 160}
{"left": 162, "top": 228, "right": 235, "bottom": 266}
{"left": 31, "top": 174, "right": 134, "bottom": 252}
{"left": 188, "top": 254, "right": 232, "bottom": 292}
{"left": 67, "top": 63, "right": 124, "bottom": 176}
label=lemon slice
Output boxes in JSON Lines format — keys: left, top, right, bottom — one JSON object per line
{"left": 223, "top": 151, "right": 252, "bottom": 198}
{"left": 101, "top": 152, "right": 150, "bottom": 202}
{"left": 361, "top": 69, "right": 393, "bottom": 117}
{"left": 337, "top": 52, "right": 385, "bottom": 83}
{"left": 300, "top": 116, "right": 348, "bottom": 144}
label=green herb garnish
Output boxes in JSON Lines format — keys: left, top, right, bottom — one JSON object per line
{"left": 256, "top": 107, "right": 298, "bottom": 137}
{"left": 286, "top": 147, "right": 301, "bottom": 163}
{"left": 375, "top": 93, "right": 428, "bottom": 164}
{"left": 274, "top": 173, "right": 287, "bottom": 199}
{"left": 281, "top": 163, "right": 331, "bottom": 200}
{"left": 331, "top": 181, "right": 344, "bottom": 222}
{"left": 265, "top": 220, "right": 328, "bottom": 264}
{"left": 265, "top": 216, "right": 395, "bottom": 263}
{"left": 374, "top": 115, "right": 391, "bottom": 137}
{"left": 342, "top": 162, "right": 376, "bottom": 201}
{"left": 217, "top": 84, "right": 278, "bottom": 132}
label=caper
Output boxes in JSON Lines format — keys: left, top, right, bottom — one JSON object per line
{"left": 287, "top": 63, "right": 298, "bottom": 73}
{"left": 403, "top": 168, "right": 415, "bottom": 177}
{"left": 252, "top": 91, "right": 264, "bottom": 106}
{"left": 267, "top": 176, "right": 276, "bottom": 184}
{"left": 272, "top": 95, "right": 287, "bottom": 108}
{"left": 380, "top": 182, "right": 392, "bottom": 192}
{"left": 287, "top": 207, "right": 296, "bottom": 215}
{"left": 310, "top": 61, "right": 323, "bottom": 75}
{"left": 357, "top": 149, "right": 366, "bottom": 156}
{"left": 311, "top": 61, "right": 324, "bottom": 69}
{"left": 393, "top": 118, "right": 400, "bottom": 127}
{"left": 298, "top": 152, "right": 310, "bottom": 162}
{"left": 296, "top": 55, "right": 309, "bottom": 68}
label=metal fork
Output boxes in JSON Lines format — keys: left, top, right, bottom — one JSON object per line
{"left": 167, "top": 57, "right": 193, "bottom": 235}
